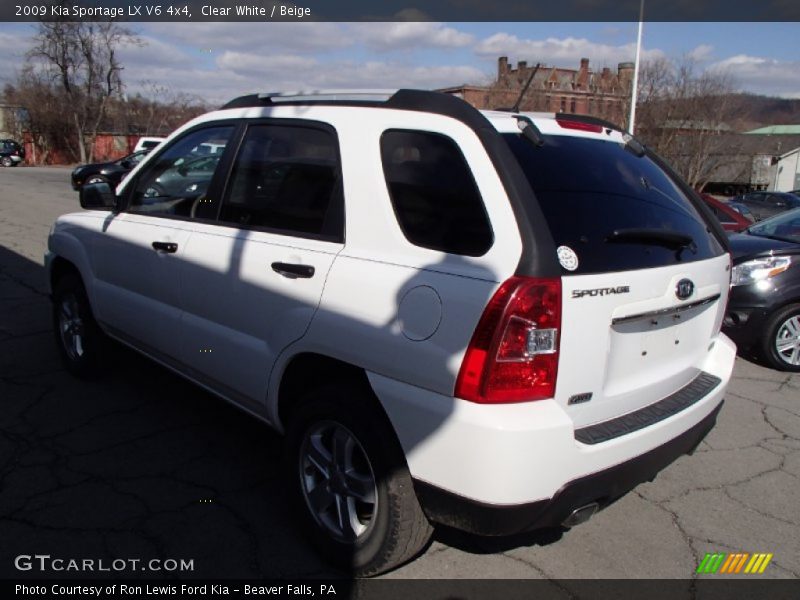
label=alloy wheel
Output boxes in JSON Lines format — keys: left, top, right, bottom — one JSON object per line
{"left": 298, "top": 420, "right": 378, "bottom": 542}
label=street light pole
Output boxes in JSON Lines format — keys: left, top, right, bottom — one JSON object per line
{"left": 628, "top": 0, "right": 644, "bottom": 134}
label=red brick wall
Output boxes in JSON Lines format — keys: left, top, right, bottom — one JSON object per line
{"left": 22, "top": 133, "right": 141, "bottom": 165}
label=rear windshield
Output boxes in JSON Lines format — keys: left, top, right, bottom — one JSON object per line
{"left": 503, "top": 133, "right": 725, "bottom": 274}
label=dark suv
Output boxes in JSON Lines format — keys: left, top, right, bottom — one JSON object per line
{"left": 0, "top": 139, "right": 25, "bottom": 167}
{"left": 731, "top": 191, "right": 800, "bottom": 221}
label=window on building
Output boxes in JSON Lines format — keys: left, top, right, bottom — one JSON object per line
{"left": 570, "top": 98, "right": 576, "bottom": 113}
{"left": 560, "top": 97, "right": 567, "bottom": 112}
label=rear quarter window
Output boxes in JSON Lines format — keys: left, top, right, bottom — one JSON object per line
{"left": 503, "top": 133, "right": 725, "bottom": 274}
{"left": 380, "top": 129, "right": 493, "bottom": 257}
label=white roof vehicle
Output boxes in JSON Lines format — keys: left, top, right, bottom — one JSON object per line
{"left": 133, "top": 136, "right": 165, "bottom": 152}
{"left": 46, "top": 89, "right": 736, "bottom": 576}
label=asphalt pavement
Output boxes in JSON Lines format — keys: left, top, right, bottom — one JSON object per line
{"left": 0, "top": 167, "right": 798, "bottom": 580}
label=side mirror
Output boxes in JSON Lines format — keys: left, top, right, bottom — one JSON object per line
{"left": 79, "top": 182, "right": 116, "bottom": 211}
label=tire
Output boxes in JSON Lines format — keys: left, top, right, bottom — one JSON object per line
{"left": 1, "top": 156, "right": 13, "bottom": 167}
{"left": 52, "top": 273, "right": 108, "bottom": 378}
{"left": 760, "top": 303, "right": 800, "bottom": 372}
{"left": 284, "top": 383, "right": 433, "bottom": 576}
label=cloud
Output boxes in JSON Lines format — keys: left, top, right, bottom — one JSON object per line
{"left": 349, "top": 22, "right": 475, "bottom": 51}
{"left": 0, "top": 29, "right": 34, "bottom": 86}
{"left": 474, "top": 33, "right": 665, "bottom": 68}
{"left": 143, "top": 22, "right": 353, "bottom": 54}
{"left": 708, "top": 54, "right": 800, "bottom": 98}
{"left": 687, "top": 44, "right": 714, "bottom": 62}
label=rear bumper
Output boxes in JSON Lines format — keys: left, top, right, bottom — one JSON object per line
{"left": 414, "top": 400, "right": 721, "bottom": 536}
{"left": 368, "top": 333, "right": 735, "bottom": 512}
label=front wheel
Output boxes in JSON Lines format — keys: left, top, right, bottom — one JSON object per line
{"left": 284, "top": 383, "right": 433, "bottom": 576}
{"left": 761, "top": 304, "right": 800, "bottom": 372}
{"left": 52, "top": 273, "right": 108, "bottom": 378}
{"left": 1, "top": 156, "right": 13, "bottom": 167}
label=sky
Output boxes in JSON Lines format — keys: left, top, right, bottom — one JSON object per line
{"left": 1, "top": 21, "right": 799, "bottom": 104}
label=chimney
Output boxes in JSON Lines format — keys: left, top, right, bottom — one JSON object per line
{"left": 580, "top": 58, "right": 589, "bottom": 70}
{"left": 498, "top": 56, "right": 508, "bottom": 76}
{"left": 518, "top": 60, "right": 527, "bottom": 71}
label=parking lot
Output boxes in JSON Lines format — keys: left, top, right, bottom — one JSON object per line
{"left": 1, "top": 166, "right": 798, "bottom": 580}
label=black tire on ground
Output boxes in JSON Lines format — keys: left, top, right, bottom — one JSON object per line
{"left": 52, "top": 272, "right": 109, "bottom": 378}
{"left": 284, "top": 382, "right": 433, "bottom": 577}
{"left": 1, "top": 156, "right": 13, "bottom": 167}
{"left": 760, "top": 303, "right": 800, "bottom": 372}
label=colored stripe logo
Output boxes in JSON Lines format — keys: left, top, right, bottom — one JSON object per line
{"left": 696, "top": 552, "right": 773, "bottom": 574}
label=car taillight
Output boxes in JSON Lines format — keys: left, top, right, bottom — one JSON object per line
{"left": 455, "top": 277, "right": 561, "bottom": 404}
{"left": 556, "top": 119, "right": 603, "bottom": 133}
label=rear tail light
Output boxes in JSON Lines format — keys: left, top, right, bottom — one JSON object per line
{"left": 455, "top": 277, "right": 561, "bottom": 404}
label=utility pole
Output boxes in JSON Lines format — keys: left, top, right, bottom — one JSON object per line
{"left": 628, "top": 0, "right": 645, "bottom": 134}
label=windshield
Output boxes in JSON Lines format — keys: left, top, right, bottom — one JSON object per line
{"left": 503, "top": 133, "right": 725, "bottom": 274}
{"left": 746, "top": 207, "right": 800, "bottom": 243}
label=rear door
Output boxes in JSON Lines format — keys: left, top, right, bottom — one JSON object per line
{"left": 178, "top": 121, "right": 345, "bottom": 407}
{"left": 504, "top": 129, "right": 729, "bottom": 428}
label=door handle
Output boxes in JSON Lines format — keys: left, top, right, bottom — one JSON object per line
{"left": 271, "top": 262, "right": 315, "bottom": 279}
{"left": 152, "top": 241, "right": 178, "bottom": 253}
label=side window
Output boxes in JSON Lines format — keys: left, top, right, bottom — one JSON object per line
{"left": 707, "top": 203, "right": 734, "bottom": 224}
{"left": 128, "top": 126, "right": 234, "bottom": 218}
{"left": 380, "top": 130, "right": 493, "bottom": 256}
{"left": 767, "top": 194, "right": 787, "bottom": 207}
{"left": 219, "top": 124, "right": 343, "bottom": 241}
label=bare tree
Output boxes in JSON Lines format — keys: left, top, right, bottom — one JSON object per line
{"left": 635, "top": 56, "right": 737, "bottom": 190}
{"left": 27, "top": 17, "right": 139, "bottom": 162}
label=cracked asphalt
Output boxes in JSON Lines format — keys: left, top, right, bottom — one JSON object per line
{"left": 1, "top": 167, "right": 798, "bottom": 580}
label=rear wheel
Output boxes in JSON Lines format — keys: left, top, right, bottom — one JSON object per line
{"left": 52, "top": 273, "right": 108, "bottom": 378}
{"left": 1, "top": 156, "right": 13, "bottom": 167}
{"left": 284, "top": 383, "right": 433, "bottom": 576}
{"left": 761, "top": 304, "right": 800, "bottom": 372}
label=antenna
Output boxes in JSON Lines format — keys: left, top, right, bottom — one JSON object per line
{"left": 511, "top": 63, "right": 541, "bottom": 113}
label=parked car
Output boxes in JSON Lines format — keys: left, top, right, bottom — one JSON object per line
{"left": 699, "top": 193, "right": 751, "bottom": 232}
{"left": 730, "top": 191, "right": 800, "bottom": 221}
{"left": 728, "top": 201, "right": 756, "bottom": 224}
{"left": 133, "top": 136, "right": 165, "bottom": 152}
{"left": 46, "top": 90, "right": 736, "bottom": 576}
{"left": 724, "top": 207, "right": 800, "bottom": 371}
{"left": 70, "top": 149, "right": 151, "bottom": 191}
{"left": 0, "top": 138, "right": 25, "bottom": 167}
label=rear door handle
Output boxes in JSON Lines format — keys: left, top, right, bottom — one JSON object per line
{"left": 271, "top": 262, "right": 315, "bottom": 279}
{"left": 152, "top": 241, "right": 178, "bottom": 253}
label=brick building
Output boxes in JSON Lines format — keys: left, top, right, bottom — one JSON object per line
{"left": 439, "top": 57, "right": 635, "bottom": 128}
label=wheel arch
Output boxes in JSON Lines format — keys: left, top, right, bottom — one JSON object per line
{"left": 275, "top": 352, "right": 377, "bottom": 432}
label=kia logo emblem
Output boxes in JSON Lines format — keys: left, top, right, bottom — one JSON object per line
{"left": 676, "top": 279, "right": 694, "bottom": 300}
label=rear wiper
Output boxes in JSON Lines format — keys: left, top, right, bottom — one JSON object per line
{"left": 606, "top": 228, "right": 696, "bottom": 250}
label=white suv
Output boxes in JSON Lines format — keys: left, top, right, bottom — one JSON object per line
{"left": 46, "top": 90, "right": 736, "bottom": 576}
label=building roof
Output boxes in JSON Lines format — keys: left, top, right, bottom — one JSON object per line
{"left": 744, "top": 125, "right": 800, "bottom": 135}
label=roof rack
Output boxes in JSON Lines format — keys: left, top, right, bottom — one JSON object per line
{"left": 259, "top": 89, "right": 398, "bottom": 102}
{"left": 221, "top": 89, "right": 401, "bottom": 110}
